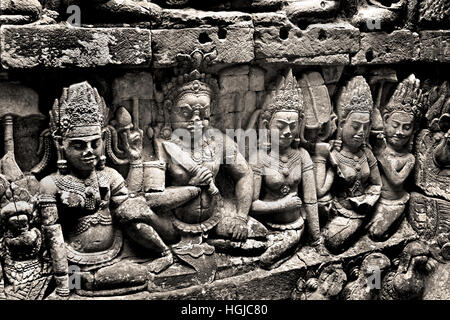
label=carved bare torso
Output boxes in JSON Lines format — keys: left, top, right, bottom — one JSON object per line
{"left": 47, "top": 167, "right": 126, "bottom": 256}
{"left": 258, "top": 150, "right": 305, "bottom": 224}
{"left": 331, "top": 149, "right": 375, "bottom": 202}
{"left": 163, "top": 136, "right": 223, "bottom": 224}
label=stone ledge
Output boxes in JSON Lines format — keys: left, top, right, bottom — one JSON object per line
{"left": 68, "top": 221, "right": 417, "bottom": 300}
{"left": 0, "top": 24, "right": 448, "bottom": 68}
{"left": 0, "top": 25, "right": 152, "bottom": 69}
{"left": 159, "top": 9, "right": 253, "bottom": 29}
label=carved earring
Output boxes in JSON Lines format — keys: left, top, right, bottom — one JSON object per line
{"left": 98, "top": 155, "right": 106, "bottom": 170}
{"left": 57, "top": 144, "right": 68, "bottom": 175}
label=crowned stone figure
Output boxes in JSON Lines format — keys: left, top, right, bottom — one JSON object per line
{"left": 38, "top": 82, "right": 172, "bottom": 298}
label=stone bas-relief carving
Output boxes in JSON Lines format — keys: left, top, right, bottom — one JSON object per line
{"left": 0, "top": 0, "right": 450, "bottom": 301}
{"left": 38, "top": 82, "right": 173, "bottom": 298}
{"left": 249, "top": 69, "right": 322, "bottom": 269}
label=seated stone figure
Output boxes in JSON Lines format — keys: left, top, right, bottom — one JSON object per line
{"left": 38, "top": 82, "right": 172, "bottom": 298}
{"left": 250, "top": 69, "right": 322, "bottom": 268}
{"left": 142, "top": 50, "right": 267, "bottom": 280}
{"left": 323, "top": 76, "right": 382, "bottom": 253}
{"left": 369, "top": 74, "right": 424, "bottom": 241}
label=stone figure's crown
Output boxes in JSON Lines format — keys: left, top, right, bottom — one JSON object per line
{"left": 337, "top": 76, "right": 373, "bottom": 120}
{"left": 50, "top": 82, "right": 108, "bottom": 139}
{"left": 262, "top": 69, "right": 304, "bottom": 122}
{"left": 384, "top": 74, "right": 424, "bottom": 120}
{"left": 162, "top": 49, "right": 218, "bottom": 103}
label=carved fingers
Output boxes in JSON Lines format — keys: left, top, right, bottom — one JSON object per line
{"left": 188, "top": 166, "right": 213, "bottom": 186}
{"left": 282, "top": 193, "right": 303, "bottom": 210}
{"left": 230, "top": 218, "right": 248, "bottom": 241}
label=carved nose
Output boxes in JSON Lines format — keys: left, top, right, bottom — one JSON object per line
{"left": 191, "top": 110, "right": 201, "bottom": 122}
{"left": 84, "top": 143, "right": 94, "bottom": 156}
{"left": 283, "top": 127, "right": 291, "bottom": 137}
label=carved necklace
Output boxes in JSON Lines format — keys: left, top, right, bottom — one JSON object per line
{"left": 55, "top": 171, "right": 101, "bottom": 211}
{"left": 265, "top": 149, "right": 302, "bottom": 196}
{"left": 335, "top": 149, "right": 368, "bottom": 196}
{"left": 336, "top": 149, "right": 367, "bottom": 172}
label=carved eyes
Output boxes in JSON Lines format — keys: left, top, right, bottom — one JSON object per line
{"left": 177, "top": 104, "right": 210, "bottom": 119}
{"left": 69, "top": 139, "right": 100, "bottom": 151}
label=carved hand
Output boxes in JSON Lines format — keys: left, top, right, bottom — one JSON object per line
{"left": 280, "top": 193, "right": 303, "bottom": 211}
{"left": 329, "top": 139, "right": 342, "bottom": 152}
{"left": 188, "top": 166, "right": 213, "bottom": 187}
{"left": 230, "top": 218, "right": 248, "bottom": 241}
{"left": 314, "top": 142, "right": 331, "bottom": 159}
{"left": 373, "top": 134, "right": 387, "bottom": 156}
{"left": 120, "top": 128, "right": 143, "bottom": 161}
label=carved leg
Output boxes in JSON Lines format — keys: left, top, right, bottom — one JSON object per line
{"left": 323, "top": 216, "right": 364, "bottom": 253}
{"left": 368, "top": 199, "right": 406, "bottom": 242}
{"left": 125, "top": 222, "right": 171, "bottom": 254}
{"left": 259, "top": 227, "right": 304, "bottom": 269}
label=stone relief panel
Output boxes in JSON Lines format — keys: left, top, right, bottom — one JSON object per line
{"left": 0, "top": 0, "right": 449, "bottom": 301}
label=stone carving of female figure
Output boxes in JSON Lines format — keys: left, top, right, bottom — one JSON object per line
{"left": 323, "top": 76, "right": 382, "bottom": 253}
{"left": 368, "top": 74, "right": 424, "bottom": 241}
{"left": 250, "top": 69, "right": 322, "bottom": 268}
{"left": 38, "top": 82, "right": 172, "bottom": 298}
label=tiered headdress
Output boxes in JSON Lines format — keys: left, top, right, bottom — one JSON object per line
{"left": 336, "top": 76, "right": 373, "bottom": 121}
{"left": 384, "top": 74, "right": 424, "bottom": 120}
{"left": 261, "top": 69, "right": 304, "bottom": 123}
{"left": 50, "top": 82, "right": 108, "bottom": 139}
{"left": 162, "top": 49, "right": 218, "bottom": 105}
{"left": 159, "top": 49, "right": 218, "bottom": 139}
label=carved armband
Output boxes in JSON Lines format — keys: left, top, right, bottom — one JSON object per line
{"left": 38, "top": 195, "right": 58, "bottom": 226}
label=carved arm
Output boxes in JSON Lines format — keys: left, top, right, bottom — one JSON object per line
{"left": 378, "top": 154, "right": 415, "bottom": 186}
{"left": 39, "top": 180, "right": 69, "bottom": 298}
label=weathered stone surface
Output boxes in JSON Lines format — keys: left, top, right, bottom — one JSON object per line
{"left": 159, "top": 9, "right": 253, "bottom": 29}
{"left": 420, "top": 31, "right": 450, "bottom": 62}
{"left": 249, "top": 66, "right": 265, "bottom": 92}
{"left": 152, "top": 27, "right": 254, "bottom": 67}
{"left": 0, "top": 25, "right": 152, "bottom": 68}
{"left": 423, "top": 263, "right": 450, "bottom": 300}
{"left": 251, "top": 12, "right": 290, "bottom": 28}
{"left": 254, "top": 23, "right": 359, "bottom": 63}
{"left": 285, "top": 0, "right": 340, "bottom": 22}
{"left": 297, "top": 221, "right": 418, "bottom": 268}
{"left": 0, "top": 0, "right": 42, "bottom": 17}
{"left": 419, "top": 0, "right": 450, "bottom": 27}
{"left": 351, "top": 30, "right": 420, "bottom": 65}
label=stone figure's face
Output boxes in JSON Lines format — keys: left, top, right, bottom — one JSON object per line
{"left": 269, "top": 111, "right": 299, "bottom": 149}
{"left": 171, "top": 93, "right": 211, "bottom": 134}
{"left": 62, "top": 134, "right": 102, "bottom": 172}
{"left": 341, "top": 112, "right": 371, "bottom": 150}
{"left": 384, "top": 111, "right": 414, "bottom": 150}
{"left": 7, "top": 214, "right": 29, "bottom": 235}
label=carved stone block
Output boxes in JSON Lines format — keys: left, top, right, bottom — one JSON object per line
{"left": 0, "top": 26, "right": 152, "bottom": 68}
{"left": 420, "top": 31, "right": 450, "bottom": 63}
{"left": 351, "top": 30, "right": 420, "bottom": 65}
{"left": 152, "top": 27, "right": 254, "bottom": 67}
{"left": 254, "top": 22, "right": 359, "bottom": 64}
